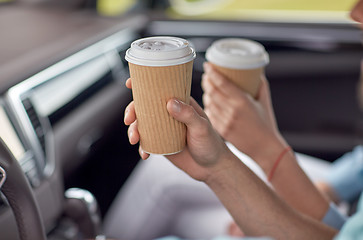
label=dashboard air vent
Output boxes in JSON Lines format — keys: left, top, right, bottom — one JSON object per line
{"left": 22, "top": 98, "right": 46, "bottom": 155}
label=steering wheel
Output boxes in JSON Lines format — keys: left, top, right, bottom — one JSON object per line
{"left": 0, "top": 139, "right": 46, "bottom": 240}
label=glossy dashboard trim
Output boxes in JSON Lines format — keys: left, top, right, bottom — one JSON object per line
{"left": 5, "top": 28, "right": 137, "bottom": 179}
{"left": 0, "top": 167, "right": 6, "bottom": 189}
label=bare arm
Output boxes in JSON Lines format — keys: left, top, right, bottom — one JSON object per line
{"left": 202, "top": 63, "right": 330, "bottom": 220}
{"left": 206, "top": 152, "right": 336, "bottom": 239}
{"left": 124, "top": 79, "right": 337, "bottom": 238}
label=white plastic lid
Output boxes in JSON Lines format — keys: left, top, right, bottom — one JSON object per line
{"left": 125, "top": 36, "right": 196, "bottom": 67}
{"left": 205, "top": 38, "right": 269, "bottom": 69}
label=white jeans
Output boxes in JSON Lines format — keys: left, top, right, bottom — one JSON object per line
{"left": 103, "top": 143, "right": 332, "bottom": 240}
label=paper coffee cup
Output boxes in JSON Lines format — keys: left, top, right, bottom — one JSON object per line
{"left": 205, "top": 38, "right": 269, "bottom": 98}
{"left": 125, "top": 36, "right": 196, "bottom": 155}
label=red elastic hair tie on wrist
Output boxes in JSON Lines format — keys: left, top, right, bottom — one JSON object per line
{"left": 267, "top": 146, "right": 292, "bottom": 182}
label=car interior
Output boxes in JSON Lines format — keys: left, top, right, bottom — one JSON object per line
{"left": 0, "top": 0, "right": 361, "bottom": 239}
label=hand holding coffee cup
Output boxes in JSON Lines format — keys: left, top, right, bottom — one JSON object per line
{"left": 125, "top": 36, "right": 196, "bottom": 155}
{"left": 205, "top": 38, "right": 269, "bottom": 98}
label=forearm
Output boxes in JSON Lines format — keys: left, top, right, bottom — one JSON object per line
{"left": 253, "top": 136, "right": 330, "bottom": 221}
{"left": 268, "top": 149, "right": 330, "bottom": 220}
{"left": 206, "top": 152, "right": 337, "bottom": 239}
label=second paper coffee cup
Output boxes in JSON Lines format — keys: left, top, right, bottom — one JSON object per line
{"left": 125, "top": 36, "right": 196, "bottom": 155}
{"left": 206, "top": 38, "right": 269, "bottom": 98}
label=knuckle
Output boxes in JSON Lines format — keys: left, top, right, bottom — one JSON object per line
{"left": 230, "top": 109, "right": 239, "bottom": 121}
{"left": 202, "top": 94, "right": 210, "bottom": 107}
{"left": 196, "top": 118, "right": 210, "bottom": 137}
{"left": 207, "top": 86, "right": 217, "bottom": 96}
{"left": 184, "top": 104, "right": 196, "bottom": 119}
{"left": 125, "top": 101, "right": 134, "bottom": 113}
{"left": 220, "top": 124, "right": 232, "bottom": 139}
{"left": 218, "top": 126, "right": 229, "bottom": 139}
{"left": 201, "top": 75, "right": 209, "bottom": 90}
{"left": 235, "top": 96, "right": 247, "bottom": 108}
{"left": 220, "top": 118, "right": 234, "bottom": 138}
{"left": 212, "top": 74, "right": 225, "bottom": 87}
{"left": 204, "top": 109, "right": 213, "bottom": 122}
{"left": 129, "top": 120, "right": 138, "bottom": 132}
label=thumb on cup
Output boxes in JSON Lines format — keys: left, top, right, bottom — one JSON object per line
{"left": 167, "top": 98, "right": 208, "bottom": 131}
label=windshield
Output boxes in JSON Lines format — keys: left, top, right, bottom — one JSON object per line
{"left": 168, "top": 0, "right": 356, "bottom": 23}
{"left": 97, "top": 0, "right": 357, "bottom": 24}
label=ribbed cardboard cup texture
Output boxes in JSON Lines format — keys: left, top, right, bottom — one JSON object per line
{"left": 126, "top": 37, "right": 196, "bottom": 155}
{"left": 210, "top": 64, "right": 263, "bottom": 98}
{"left": 206, "top": 38, "right": 269, "bottom": 98}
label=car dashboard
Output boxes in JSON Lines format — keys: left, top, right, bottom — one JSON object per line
{"left": 0, "top": 4, "right": 145, "bottom": 239}
{"left": 0, "top": 3, "right": 362, "bottom": 240}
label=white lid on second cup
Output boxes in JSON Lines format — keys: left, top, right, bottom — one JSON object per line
{"left": 125, "top": 36, "right": 196, "bottom": 67}
{"left": 206, "top": 38, "right": 269, "bottom": 69}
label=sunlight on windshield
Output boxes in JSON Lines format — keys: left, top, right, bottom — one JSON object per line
{"left": 177, "top": 0, "right": 355, "bottom": 11}
{"left": 97, "top": 0, "right": 135, "bottom": 16}
{"left": 168, "top": 0, "right": 357, "bottom": 23}
{"left": 96, "top": 0, "right": 357, "bottom": 23}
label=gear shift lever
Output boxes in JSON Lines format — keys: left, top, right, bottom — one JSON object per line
{"left": 64, "top": 188, "right": 101, "bottom": 239}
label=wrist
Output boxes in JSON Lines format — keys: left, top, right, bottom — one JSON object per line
{"left": 204, "top": 150, "right": 241, "bottom": 187}
{"left": 254, "top": 137, "right": 291, "bottom": 174}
